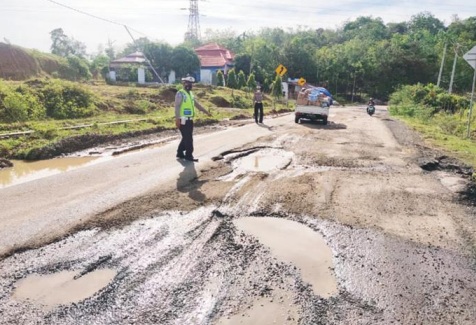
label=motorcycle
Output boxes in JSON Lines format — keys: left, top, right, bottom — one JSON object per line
{"left": 367, "top": 104, "right": 375, "bottom": 116}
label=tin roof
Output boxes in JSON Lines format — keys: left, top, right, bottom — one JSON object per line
{"left": 111, "top": 51, "right": 146, "bottom": 64}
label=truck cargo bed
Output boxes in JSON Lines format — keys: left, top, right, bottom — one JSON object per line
{"left": 295, "top": 105, "right": 329, "bottom": 125}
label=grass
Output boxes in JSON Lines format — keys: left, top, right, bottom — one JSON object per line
{"left": 0, "top": 81, "right": 291, "bottom": 159}
{"left": 391, "top": 113, "right": 476, "bottom": 172}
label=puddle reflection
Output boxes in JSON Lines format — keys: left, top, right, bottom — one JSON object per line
{"left": 0, "top": 157, "right": 105, "bottom": 188}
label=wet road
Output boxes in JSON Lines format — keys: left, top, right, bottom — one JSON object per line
{"left": 0, "top": 117, "right": 282, "bottom": 257}
{"left": 1, "top": 106, "right": 475, "bottom": 324}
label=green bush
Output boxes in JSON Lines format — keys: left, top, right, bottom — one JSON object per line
{"left": 66, "top": 56, "right": 92, "bottom": 81}
{"left": 39, "top": 80, "right": 98, "bottom": 119}
{"left": 389, "top": 83, "right": 469, "bottom": 118}
{"left": 0, "top": 81, "right": 45, "bottom": 123}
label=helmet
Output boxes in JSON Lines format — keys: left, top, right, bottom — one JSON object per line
{"left": 181, "top": 76, "right": 195, "bottom": 83}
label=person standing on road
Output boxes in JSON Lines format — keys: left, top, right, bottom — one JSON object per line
{"left": 253, "top": 85, "right": 264, "bottom": 124}
{"left": 175, "top": 76, "right": 212, "bottom": 162}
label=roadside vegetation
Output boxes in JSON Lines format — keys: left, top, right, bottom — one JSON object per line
{"left": 389, "top": 83, "right": 476, "bottom": 171}
{"left": 0, "top": 13, "right": 475, "bottom": 164}
{"left": 0, "top": 78, "right": 290, "bottom": 160}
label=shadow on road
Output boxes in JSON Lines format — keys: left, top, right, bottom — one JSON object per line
{"left": 176, "top": 160, "right": 206, "bottom": 202}
{"left": 298, "top": 120, "right": 347, "bottom": 130}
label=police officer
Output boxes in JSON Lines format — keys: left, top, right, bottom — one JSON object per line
{"left": 175, "top": 76, "right": 211, "bottom": 162}
{"left": 253, "top": 85, "right": 264, "bottom": 123}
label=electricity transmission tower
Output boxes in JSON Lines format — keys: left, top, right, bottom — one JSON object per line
{"left": 185, "top": 0, "right": 201, "bottom": 41}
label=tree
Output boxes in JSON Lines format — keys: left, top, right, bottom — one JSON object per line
{"left": 342, "top": 16, "right": 388, "bottom": 41}
{"left": 387, "top": 22, "right": 408, "bottom": 35}
{"left": 247, "top": 73, "right": 257, "bottom": 90}
{"left": 270, "top": 74, "right": 283, "bottom": 109}
{"left": 105, "top": 39, "right": 116, "bottom": 60}
{"left": 237, "top": 70, "right": 246, "bottom": 89}
{"left": 282, "top": 36, "right": 318, "bottom": 82}
{"left": 66, "top": 56, "right": 92, "bottom": 81}
{"left": 202, "top": 28, "right": 242, "bottom": 53}
{"left": 120, "top": 37, "right": 151, "bottom": 57}
{"left": 234, "top": 54, "right": 252, "bottom": 76}
{"left": 408, "top": 12, "right": 445, "bottom": 36}
{"left": 143, "top": 42, "right": 173, "bottom": 81}
{"left": 90, "top": 54, "right": 110, "bottom": 79}
{"left": 50, "top": 28, "right": 69, "bottom": 57}
{"left": 217, "top": 70, "right": 225, "bottom": 86}
{"left": 50, "top": 28, "right": 86, "bottom": 58}
{"left": 170, "top": 46, "right": 200, "bottom": 80}
{"left": 246, "top": 38, "right": 280, "bottom": 84}
{"left": 226, "top": 68, "right": 238, "bottom": 89}
{"left": 271, "top": 74, "right": 283, "bottom": 98}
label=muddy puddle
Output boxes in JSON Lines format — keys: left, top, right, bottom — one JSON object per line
{"left": 219, "top": 148, "right": 294, "bottom": 181}
{"left": 0, "top": 157, "right": 111, "bottom": 188}
{"left": 215, "top": 289, "right": 299, "bottom": 325}
{"left": 13, "top": 269, "right": 116, "bottom": 310}
{"left": 234, "top": 217, "right": 338, "bottom": 298}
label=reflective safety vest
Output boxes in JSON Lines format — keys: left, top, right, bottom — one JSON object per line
{"left": 178, "top": 89, "right": 195, "bottom": 118}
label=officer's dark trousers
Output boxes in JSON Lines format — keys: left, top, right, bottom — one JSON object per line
{"left": 177, "top": 119, "right": 194, "bottom": 158}
{"left": 254, "top": 102, "right": 263, "bottom": 123}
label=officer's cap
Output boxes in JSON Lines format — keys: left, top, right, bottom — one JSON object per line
{"left": 181, "top": 76, "right": 195, "bottom": 83}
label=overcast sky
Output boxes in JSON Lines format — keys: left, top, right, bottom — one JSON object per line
{"left": 1, "top": 0, "right": 475, "bottom": 55}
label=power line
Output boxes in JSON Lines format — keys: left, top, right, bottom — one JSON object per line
{"left": 44, "top": 0, "right": 165, "bottom": 83}
{"left": 43, "top": 0, "right": 147, "bottom": 38}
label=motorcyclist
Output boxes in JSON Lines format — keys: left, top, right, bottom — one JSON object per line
{"left": 367, "top": 97, "right": 375, "bottom": 115}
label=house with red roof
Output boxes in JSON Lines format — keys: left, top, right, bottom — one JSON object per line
{"left": 194, "top": 43, "right": 235, "bottom": 85}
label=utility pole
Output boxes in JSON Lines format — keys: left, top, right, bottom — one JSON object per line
{"left": 437, "top": 42, "right": 447, "bottom": 88}
{"left": 185, "top": 0, "right": 201, "bottom": 41}
{"left": 448, "top": 43, "right": 460, "bottom": 94}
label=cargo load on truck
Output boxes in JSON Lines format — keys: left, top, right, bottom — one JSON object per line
{"left": 295, "top": 87, "right": 333, "bottom": 125}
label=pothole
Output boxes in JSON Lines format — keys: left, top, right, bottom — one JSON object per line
{"left": 215, "top": 288, "right": 299, "bottom": 325}
{"left": 12, "top": 268, "right": 116, "bottom": 310}
{"left": 219, "top": 148, "right": 294, "bottom": 181}
{"left": 233, "top": 217, "right": 338, "bottom": 298}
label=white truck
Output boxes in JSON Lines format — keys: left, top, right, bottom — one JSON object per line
{"left": 294, "top": 88, "right": 331, "bottom": 125}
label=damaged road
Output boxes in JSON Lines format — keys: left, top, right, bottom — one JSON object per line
{"left": 0, "top": 106, "right": 475, "bottom": 324}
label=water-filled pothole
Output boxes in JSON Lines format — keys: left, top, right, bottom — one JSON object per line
{"left": 234, "top": 217, "right": 338, "bottom": 298}
{"left": 219, "top": 148, "right": 293, "bottom": 180}
{"left": 12, "top": 269, "right": 116, "bottom": 310}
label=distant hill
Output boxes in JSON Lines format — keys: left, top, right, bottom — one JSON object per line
{"left": 0, "top": 43, "right": 68, "bottom": 80}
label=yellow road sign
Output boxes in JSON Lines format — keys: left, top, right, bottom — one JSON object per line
{"left": 297, "top": 77, "right": 306, "bottom": 86}
{"left": 275, "top": 64, "right": 287, "bottom": 76}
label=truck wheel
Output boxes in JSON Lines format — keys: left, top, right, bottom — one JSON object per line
{"left": 295, "top": 116, "right": 300, "bottom": 123}
{"left": 322, "top": 117, "right": 328, "bottom": 125}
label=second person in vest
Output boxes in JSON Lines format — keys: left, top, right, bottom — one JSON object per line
{"left": 175, "top": 76, "right": 212, "bottom": 162}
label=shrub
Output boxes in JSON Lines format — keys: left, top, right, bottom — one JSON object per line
{"left": 389, "top": 83, "right": 469, "bottom": 118}
{"left": 39, "top": 79, "right": 98, "bottom": 119}
{"left": 0, "top": 81, "right": 44, "bottom": 122}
